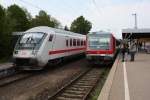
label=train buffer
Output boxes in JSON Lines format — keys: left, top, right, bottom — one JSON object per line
{"left": 98, "top": 52, "right": 150, "bottom": 100}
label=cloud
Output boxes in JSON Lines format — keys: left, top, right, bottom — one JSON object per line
{"left": 1, "top": 0, "right": 150, "bottom": 39}
{"left": 83, "top": 0, "right": 150, "bottom": 39}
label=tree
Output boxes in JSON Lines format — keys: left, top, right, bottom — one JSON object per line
{"left": 0, "top": 5, "right": 5, "bottom": 37}
{"left": 2, "top": 5, "right": 31, "bottom": 57}
{"left": 0, "top": 5, "right": 7, "bottom": 58}
{"left": 31, "top": 10, "right": 60, "bottom": 28}
{"left": 64, "top": 25, "right": 69, "bottom": 31}
{"left": 7, "top": 4, "right": 30, "bottom": 32}
{"left": 70, "top": 16, "right": 92, "bottom": 35}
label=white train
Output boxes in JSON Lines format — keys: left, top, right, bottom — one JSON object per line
{"left": 13, "top": 26, "right": 86, "bottom": 70}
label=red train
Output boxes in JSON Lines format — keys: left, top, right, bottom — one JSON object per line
{"left": 86, "top": 31, "right": 119, "bottom": 65}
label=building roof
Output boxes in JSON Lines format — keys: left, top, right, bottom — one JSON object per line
{"left": 122, "top": 28, "right": 150, "bottom": 39}
{"left": 122, "top": 28, "right": 150, "bottom": 33}
{"left": 12, "top": 26, "right": 85, "bottom": 38}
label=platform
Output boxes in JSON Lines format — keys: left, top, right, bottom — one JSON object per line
{"left": 0, "top": 63, "right": 15, "bottom": 79}
{"left": 98, "top": 53, "right": 150, "bottom": 100}
{"left": 0, "top": 63, "right": 13, "bottom": 71}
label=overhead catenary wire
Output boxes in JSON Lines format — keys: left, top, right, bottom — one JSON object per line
{"left": 19, "top": 0, "right": 80, "bottom": 29}
{"left": 91, "top": 0, "right": 101, "bottom": 16}
{"left": 18, "top": 0, "right": 60, "bottom": 19}
{"left": 18, "top": 0, "right": 63, "bottom": 27}
{"left": 19, "top": 0, "right": 43, "bottom": 10}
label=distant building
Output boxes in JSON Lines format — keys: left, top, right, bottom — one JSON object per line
{"left": 122, "top": 28, "right": 150, "bottom": 52}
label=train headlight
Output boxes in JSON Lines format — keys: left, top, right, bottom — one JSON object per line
{"left": 14, "top": 50, "right": 18, "bottom": 54}
{"left": 32, "top": 50, "right": 38, "bottom": 55}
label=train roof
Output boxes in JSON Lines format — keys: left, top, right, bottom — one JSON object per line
{"left": 88, "top": 31, "right": 112, "bottom": 35}
{"left": 26, "top": 26, "right": 85, "bottom": 38}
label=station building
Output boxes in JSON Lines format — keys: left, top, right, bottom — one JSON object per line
{"left": 122, "top": 28, "right": 150, "bottom": 53}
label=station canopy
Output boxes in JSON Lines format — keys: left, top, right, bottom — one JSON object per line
{"left": 122, "top": 28, "right": 150, "bottom": 42}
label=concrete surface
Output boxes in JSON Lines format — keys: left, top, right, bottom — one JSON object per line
{"left": 98, "top": 53, "right": 150, "bottom": 100}
{"left": 0, "top": 63, "right": 13, "bottom": 70}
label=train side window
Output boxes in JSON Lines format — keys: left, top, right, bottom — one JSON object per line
{"left": 83, "top": 40, "right": 86, "bottom": 45}
{"left": 73, "top": 39, "right": 76, "bottom": 46}
{"left": 66, "top": 40, "right": 68, "bottom": 47}
{"left": 49, "top": 35, "right": 53, "bottom": 41}
{"left": 78, "top": 39, "right": 80, "bottom": 46}
{"left": 81, "top": 40, "right": 83, "bottom": 46}
{"left": 70, "top": 39, "right": 72, "bottom": 46}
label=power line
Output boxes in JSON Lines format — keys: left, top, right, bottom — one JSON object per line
{"left": 19, "top": 0, "right": 43, "bottom": 10}
{"left": 132, "top": 13, "right": 137, "bottom": 29}
{"left": 91, "top": 0, "right": 101, "bottom": 15}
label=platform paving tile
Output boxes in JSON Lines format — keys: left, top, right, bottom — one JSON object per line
{"left": 99, "top": 53, "right": 150, "bottom": 100}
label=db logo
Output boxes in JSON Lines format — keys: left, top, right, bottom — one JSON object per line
{"left": 22, "top": 52, "right": 26, "bottom": 55}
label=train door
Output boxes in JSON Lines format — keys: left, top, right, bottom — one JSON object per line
{"left": 38, "top": 33, "right": 55, "bottom": 66}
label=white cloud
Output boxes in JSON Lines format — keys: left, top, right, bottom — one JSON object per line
{"left": 1, "top": 0, "right": 150, "bottom": 39}
{"left": 82, "top": 0, "right": 150, "bottom": 39}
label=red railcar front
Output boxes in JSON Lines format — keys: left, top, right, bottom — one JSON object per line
{"left": 86, "top": 32, "right": 116, "bottom": 65}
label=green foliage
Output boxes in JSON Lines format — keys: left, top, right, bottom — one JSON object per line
{"left": 0, "top": 4, "right": 61, "bottom": 60}
{"left": 7, "top": 4, "right": 30, "bottom": 32}
{"left": 0, "top": 5, "right": 5, "bottom": 37}
{"left": 70, "top": 16, "right": 92, "bottom": 35}
{"left": 64, "top": 25, "right": 69, "bottom": 31}
{"left": 0, "top": 5, "right": 7, "bottom": 58}
{"left": 0, "top": 4, "right": 93, "bottom": 61}
{"left": 30, "top": 10, "right": 60, "bottom": 28}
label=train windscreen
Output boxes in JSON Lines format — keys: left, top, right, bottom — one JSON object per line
{"left": 88, "top": 34, "right": 111, "bottom": 50}
{"left": 15, "top": 32, "right": 46, "bottom": 50}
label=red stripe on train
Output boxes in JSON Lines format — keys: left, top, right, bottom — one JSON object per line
{"left": 49, "top": 47, "right": 86, "bottom": 55}
{"left": 86, "top": 50, "right": 113, "bottom": 54}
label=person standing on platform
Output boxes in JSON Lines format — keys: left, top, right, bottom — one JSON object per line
{"left": 121, "top": 43, "right": 128, "bottom": 62}
{"left": 129, "top": 41, "right": 136, "bottom": 61}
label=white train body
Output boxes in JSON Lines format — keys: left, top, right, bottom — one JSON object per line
{"left": 13, "top": 26, "right": 86, "bottom": 70}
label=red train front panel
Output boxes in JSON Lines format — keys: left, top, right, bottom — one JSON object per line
{"left": 86, "top": 32, "right": 116, "bottom": 64}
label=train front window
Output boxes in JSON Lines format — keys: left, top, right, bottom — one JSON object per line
{"left": 88, "top": 36, "right": 110, "bottom": 50}
{"left": 15, "top": 32, "right": 46, "bottom": 50}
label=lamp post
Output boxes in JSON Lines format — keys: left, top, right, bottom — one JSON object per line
{"left": 132, "top": 13, "right": 137, "bottom": 29}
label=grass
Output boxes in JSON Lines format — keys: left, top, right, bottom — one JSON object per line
{"left": 87, "top": 67, "right": 110, "bottom": 100}
{"left": 0, "top": 56, "right": 10, "bottom": 63}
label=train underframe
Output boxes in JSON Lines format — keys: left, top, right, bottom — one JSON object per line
{"left": 13, "top": 57, "right": 44, "bottom": 70}
{"left": 13, "top": 52, "right": 85, "bottom": 70}
{"left": 86, "top": 55, "right": 114, "bottom": 65}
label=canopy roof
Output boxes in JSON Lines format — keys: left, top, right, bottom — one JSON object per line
{"left": 122, "top": 28, "right": 150, "bottom": 42}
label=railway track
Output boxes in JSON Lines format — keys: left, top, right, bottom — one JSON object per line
{"left": 49, "top": 68, "right": 104, "bottom": 100}
{"left": 0, "top": 65, "right": 16, "bottom": 79}
{"left": 0, "top": 72, "right": 34, "bottom": 87}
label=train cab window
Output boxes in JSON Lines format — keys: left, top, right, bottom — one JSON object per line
{"left": 73, "top": 39, "right": 76, "bottom": 46}
{"left": 49, "top": 35, "right": 53, "bottom": 41}
{"left": 70, "top": 39, "right": 72, "bottom": 46}
{"left": 66, "top": 40, "right": 68, "bottom": 47}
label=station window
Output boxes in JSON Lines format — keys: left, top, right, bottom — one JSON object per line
{"left": 49, "top": 35, "right": 53, "bottom": 41}
{"left": 70, "top": 39, "right": 72, "bottom": 46}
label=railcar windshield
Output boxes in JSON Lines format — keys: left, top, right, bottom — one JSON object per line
{"left": 15, "top": 32, "right": 46, "bottom": 50}
{"left": 88, "top": 34, "right": 111, "bottom": 50}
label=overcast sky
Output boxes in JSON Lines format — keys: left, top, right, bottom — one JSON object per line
{"left": 1, "top": 0, "right": 150, "bottom": 38}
